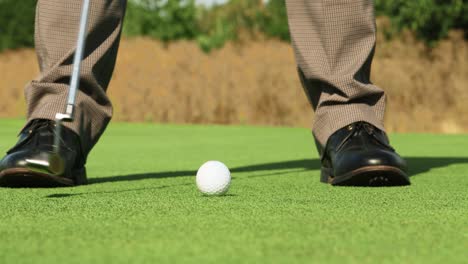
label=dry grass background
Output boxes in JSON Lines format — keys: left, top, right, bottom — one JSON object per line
{"left": 1, "top": 22, "right": 467, "bottom": 133}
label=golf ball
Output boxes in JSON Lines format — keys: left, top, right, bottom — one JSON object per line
{"left": 196, "top": 161, "right": 231, "bottom": 195}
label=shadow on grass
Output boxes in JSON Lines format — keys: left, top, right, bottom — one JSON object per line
{"left": 88, "top": 157, "right": 468, "bottom": 185}
{"left": 46, "top": 186, "right": 170, "bottom": 198}
{"left": 45, "top": 157, "right": 468, "bottom": 198}
{"left": 45, "top": 184, "right": 240, "bottom": 198}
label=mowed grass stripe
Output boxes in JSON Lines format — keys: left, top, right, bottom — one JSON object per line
{"left": 0, "top": 120, "right": 467, "bottom": 264}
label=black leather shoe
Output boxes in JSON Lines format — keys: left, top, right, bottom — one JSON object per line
{"left": 0, "top": 119, "right": 87, "bottom": 187}
{"left": 320, "top": 122, "right": 410, "bottom": 186}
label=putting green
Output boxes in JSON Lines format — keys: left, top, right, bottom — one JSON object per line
{"left": 0, "top": 119, "right": 467, "bottom": 263}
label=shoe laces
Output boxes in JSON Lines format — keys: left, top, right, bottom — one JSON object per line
{"left": 335, "top": 122, "right": 394, "bottom": 152}
{"left": 26, "top": 119, "right": 55, "bottom": 134}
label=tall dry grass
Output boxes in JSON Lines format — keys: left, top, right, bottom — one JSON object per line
{"left": 0, "top": 24, "right": 467, "bottom": 133}
{"left": 110, "top": 37, "right": 310, "bottom": 126}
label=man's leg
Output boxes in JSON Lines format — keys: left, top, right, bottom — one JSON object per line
{"left": 0, "top": 0, "right": 126, "bottom": 187}
{"left": 28, "top": 0, "right": 127, "bottom": 157}
{"left": 285, "top": 0, "right": 410, "bottom": 186}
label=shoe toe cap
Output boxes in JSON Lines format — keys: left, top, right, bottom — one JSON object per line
{"left": 0, "top": 149, "right": 60, "bottom": 173}
{"left": 334, "top": 149, "right": 407, "bottom": 176}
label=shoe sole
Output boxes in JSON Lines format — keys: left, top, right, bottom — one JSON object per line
{"left": 321, "top": 166, "right": 410, "bottom": 187}
{"left": 0, "top": 168, "right": 87, "bottom": 188}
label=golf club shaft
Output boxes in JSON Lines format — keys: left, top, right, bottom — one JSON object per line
{"left": 67, "top": 0, "right": 91, "bottom": 116}
{"left": 53, "top": 0, "right": 91, "bottom": 153}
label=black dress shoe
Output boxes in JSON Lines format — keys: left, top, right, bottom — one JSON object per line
{"left": 320, "top": 122, "right": 410, "bottom": 186}
{"left": 0, "top": 119, "right": 87, "bottom": 187}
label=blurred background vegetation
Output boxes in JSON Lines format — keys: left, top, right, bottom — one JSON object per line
{"left": 0, "top": 0, "right": 467, "bottom": 52}
{"left": 1, "top": 0, "right": 467, "bottom": 133}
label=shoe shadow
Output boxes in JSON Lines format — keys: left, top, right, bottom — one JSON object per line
{"left": 88, "top": 157, "right": 468, "bottom": 185}
{"left": 88, "top": 159, "right": 322, "bottom": 184}
{"left": 46, "top": 156, "right": 468, "bottom": 198}
{"left": 407, "top": 157, "right": 468, "bottom": 176}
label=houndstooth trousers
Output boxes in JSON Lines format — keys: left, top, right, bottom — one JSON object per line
{"left": 25, "top": 0, "right": 386, "bottom": 157}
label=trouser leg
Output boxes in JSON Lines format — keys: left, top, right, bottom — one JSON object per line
{"left": 285, "top": 0, "right": 386, "bottom": 152}
{"left": 25, "top": 0, "right": 127, "bottom": 157}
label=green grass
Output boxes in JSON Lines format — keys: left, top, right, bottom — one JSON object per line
{"left": 0, "top": 119, "right": 467, "bottom": 263}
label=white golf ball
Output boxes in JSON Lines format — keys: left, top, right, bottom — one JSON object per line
{"left": 196, "top": 161, "right": 231, "bottom": 195}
